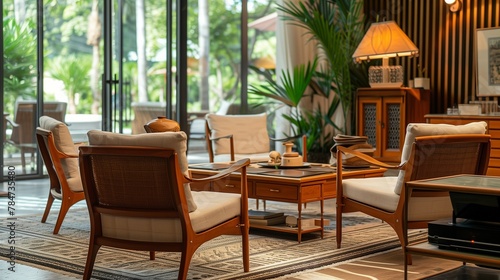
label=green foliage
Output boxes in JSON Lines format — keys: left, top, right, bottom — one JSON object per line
{"left": 250, "top": 0, "right": 368, "bottom": 155}
{"left": 278, "top": 0, "right": 369, "bottom": 135}
{"left": 3, "top": 16, "right": 37, "bottom": 113}
{"left": 46, "top": 55, "right": 92, "bottom": 113}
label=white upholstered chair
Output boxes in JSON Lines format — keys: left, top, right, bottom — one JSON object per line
{"left": 335, "top": 122, "right": 491, "bottom": 263}
{"left": 80, "top": 130, "right": 250, "bottom": 280}
{"left": 205, "top": 113, "right": 306, "bottom": 163}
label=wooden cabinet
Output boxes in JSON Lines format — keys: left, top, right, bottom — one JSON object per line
{"left": 425, "top": 114, "right": 500, "bottom": 176}
{"left": 356, "top": 88, "right": 430, "bottom": 162}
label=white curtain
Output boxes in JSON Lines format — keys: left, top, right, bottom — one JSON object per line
{"left": 274, "top": 0, "right": 316, "bottom": 152}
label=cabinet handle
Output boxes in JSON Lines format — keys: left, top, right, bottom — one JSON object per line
{"left": 225, "top": 184, "right": 235, "bottom": 188}
{"left": 269, "top": 189, "right": 280, "bottom": 192}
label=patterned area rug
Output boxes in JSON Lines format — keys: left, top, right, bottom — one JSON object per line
{"left": 0, "top": 202, "right": 428, "bottom": 280}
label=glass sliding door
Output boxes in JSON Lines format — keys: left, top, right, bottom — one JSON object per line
{"left": 103, "top": 0, "right": 173, "bottom": 135}
{"left": 2, "top": 1, "right": 39, "bottom": 177}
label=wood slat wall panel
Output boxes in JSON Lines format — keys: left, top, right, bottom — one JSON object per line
{"left": 363, "top": 0, "right": 500, "bottom": 113}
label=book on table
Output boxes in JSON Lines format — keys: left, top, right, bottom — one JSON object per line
{"left": 248, "top": 210, "right": 284, "bottom": 220}
{"left": 249, "top": 215, "right": 287, "bottom": 226}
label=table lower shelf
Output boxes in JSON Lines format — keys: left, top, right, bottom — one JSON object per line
{"left": 406, "top": 242, "right": 500, "bottom": 268}
{"left": 250, "top": 223, "right": 323, "bottom": 235}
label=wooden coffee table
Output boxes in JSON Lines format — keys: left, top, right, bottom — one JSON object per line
{"left": 189, "top": 163, "right": 386, "bottom": 242}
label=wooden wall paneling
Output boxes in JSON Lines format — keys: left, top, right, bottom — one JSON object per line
{"left": 363, "top": 0, "right": 500, "bottom": 114}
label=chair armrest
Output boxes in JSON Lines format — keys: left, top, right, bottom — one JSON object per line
{"left": 209, "top": 134, "right": 235, "bottom": 162}
{"left": 5, "top": 116, "right": 19, "bottom": 128}
{"left": 187, "top": 158, "right": 250, "bottom": 184}
{"left": 336, "top": 146, "right": 405, "bottom": 170}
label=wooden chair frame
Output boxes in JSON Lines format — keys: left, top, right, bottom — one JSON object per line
{"left": 336, "top": 134, "right": 491, "bottom": 258}
{"left": 36, "top": 128, "right": 85, "bottom": 234}
{"left": 204, "top": 120, "right": 307, "bottom": 163}
{"left": 79, "top": 146, "right": 250, "bottom": 280}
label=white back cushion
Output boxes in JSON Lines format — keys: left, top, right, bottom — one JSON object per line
{"left": 39, "top": 116, "right": 83, "bottom": 192}
{"left": 87, "top": 130, "right": 197, "bottom": 212}
{"left": 394, "top": 121, "right": 487, "bottom": 195}
{"left": 206, "top": 113, "right": 270, "bottom": 155}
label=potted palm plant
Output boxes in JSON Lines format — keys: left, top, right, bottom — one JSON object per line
{"left": 249, "top": 0, "right": 368, "bottom": 163}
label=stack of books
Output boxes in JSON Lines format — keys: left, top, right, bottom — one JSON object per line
{"left": 248, "top": 210, "right": 286, "bottom": 226}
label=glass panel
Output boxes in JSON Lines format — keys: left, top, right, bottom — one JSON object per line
{"left": 363, "top": 104, "right": 377, "bottom": 148}
{"left": 121, "top": 0, "right": 170, "bottom": 135}
{"left": 386, "top": 103, "right": 401, "bottom": 149}
{"left": 43, "top": 0, "right": 101, "bottom": 144}
{"left": 3, "top": 1, "right": 39, "bottom": 176}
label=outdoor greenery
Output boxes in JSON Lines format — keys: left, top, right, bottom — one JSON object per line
{"left": 3, "top": 0, "right": 276, "bottom": 117}
{"left": 249, "top": 0, "right": 369, "bottom": 160}
{"left": 3, "top": 14, "right": 37, "bottom": 114}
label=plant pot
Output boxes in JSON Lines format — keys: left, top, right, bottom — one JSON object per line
{"left": 413, "top": 77, "right": 430, "bottom": 90}
{"left": 144, "top": 116, "right": 180, "bottom": 133}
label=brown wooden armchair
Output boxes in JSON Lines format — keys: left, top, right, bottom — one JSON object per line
{"left": 79, "top": 145, "right": 250, "bottom": 280}
{"left": 5, "top": 100, "right": 66, "bottom": 172}
{"left": 336, "top": 122, "right": 490, "bottom": 262}
{"left": 36, "top": 116, "right": 84, "bottom": 234}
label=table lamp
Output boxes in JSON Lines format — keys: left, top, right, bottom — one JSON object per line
{"left": 353, "top": 21, "right": 419, "bottom": 88}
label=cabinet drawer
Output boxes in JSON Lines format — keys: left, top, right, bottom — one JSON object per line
{"left": 489, "top": 158, "right": 500, "bottom": 168}
{"left": 301, "top": 184, "right": 322, "bottom": 200}
{"left": 488, "top": 129, "right": 500, "bottom": 139}
{"left": 487, "top": 167, "right": 500, "bottom": 176}
{"left": 212, "top": 177, "right": 241, "bottom": 193}
{"left": 492, "top": 139, "right": 500, "bottom": 149}
{"left": 323, "top": 181, "right": 336, "bottom": 199}
{"left": 490, "top": 148, "right": 500, "bottom": 158}
{"left": 255, "top": 183, "right": 297, "bottom": 200}
{"left": 489, "top": 120, "right": 500, "bottom": 129}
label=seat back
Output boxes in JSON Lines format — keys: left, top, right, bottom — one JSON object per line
{"left": 79, "top": 146, "right": 188, "bottom": 240}
{"left": 10, "top": 101, "right": 67, "bottom": 145}
{"left": 39, "top": 116, "right": 82, "bottom": 191}
{"left": 406, "top": 134, "right": 490, "bottom": 183}
{"left": 394, "top": 121, "right": 488, "bottom": 194}
{"left": 131, "top": 102, "right": 167, "bottom": 134}
{"left": 87, "top": 130, "right": 197, "bottom": 212}
{"left": 205, "top": 113, "right": 270, "bottom": 156}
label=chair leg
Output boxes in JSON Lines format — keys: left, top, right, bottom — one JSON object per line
{"left": 178, "top": 248, "right": 195, "bottom": 280}
{"left": 53, "top": 200, "right": 71, "bottom": 234}
{"left": 41, "top": 194, "right": 55, "bottom": 223}
{"left": 242, "top": 227, "right": 250, "bottom": 272}
{"left": 336, "top": 205, "right": 343, "bottom": 249}
{"left": 150, "top": 251, "right": 155, "bottom": 260}
{"left": 83, "top": 242, "right": 101, "bottom": 280}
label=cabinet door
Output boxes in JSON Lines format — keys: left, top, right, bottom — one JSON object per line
{"left": 357, "top": 97, "right": 382, "bottom": 158}
{"left": 381, "top": 96, "right": 405, "bottom": 162}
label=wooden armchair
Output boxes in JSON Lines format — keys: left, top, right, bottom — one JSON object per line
{"left": 336, "top": 122, "right": 490, "bottom": 263}
{"left": 80, "top": 130, "right": 250, "bottom": 280}
{"left": 36, "top": 116, "right": 84, "bottom": 234}
{"left": 205, "top": 113, "right": 307, "bottom": 162}
{"left": 5, "top": 100, "right": 66, "bottom": 171}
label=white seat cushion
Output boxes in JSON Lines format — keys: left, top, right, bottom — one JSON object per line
{"left": 206, "top": 113, "right": 270, "bottom": 155}
{"left": 100, "top": 191, "right": 241, "bottom": 242}
{"left": 394, "top": 121, "right": 487, "bottom": 194}
{"left": 342, "top": 176, "right": 452, "bottom": 221}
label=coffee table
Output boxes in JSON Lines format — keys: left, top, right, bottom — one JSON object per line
{"left": 189, "top": 163, "right": 386, "bottom": 242}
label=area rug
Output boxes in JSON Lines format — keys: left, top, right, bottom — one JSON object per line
{"left": 274, "top": 248, "right": 463, "bottom": 280}
{"left": 0, "top": 204, "right": 427, "bottom": 280}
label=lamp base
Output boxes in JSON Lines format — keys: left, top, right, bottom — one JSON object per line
{"left": 369, "top": 82, "right": 403, "bottom": 88}
{"left": 368, "top": 65, "right": 404, "bottom": 88}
